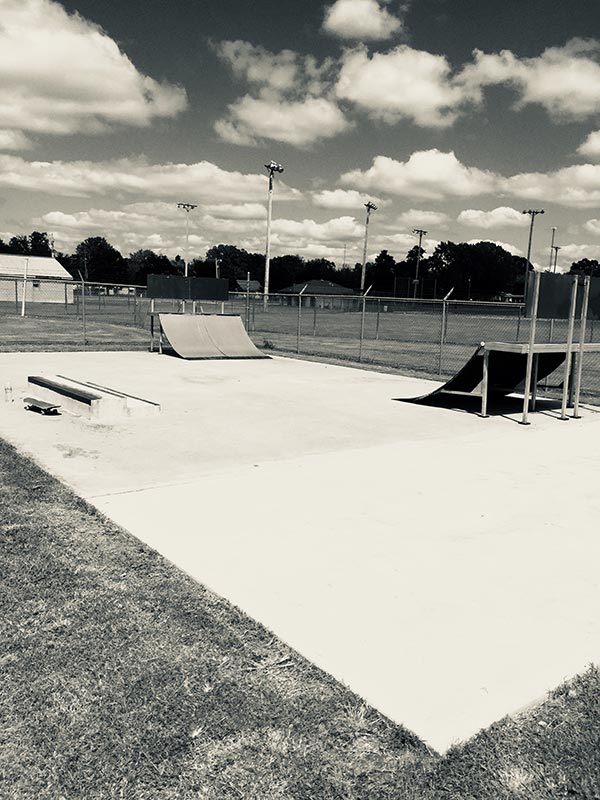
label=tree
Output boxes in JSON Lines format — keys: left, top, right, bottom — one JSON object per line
{"left": 8, "top": 235, "right": 30, "bottom": 254}
{"left": 74, "top": 237, "right": 126, "bottom": 283}
{"left": 569, "top": 258, "right": 600, "bottom": 277}
{"left": 127, "top": 250, "right": 177, "bottom": 285}
{"left": 425, "top": 241, "right": 524, "bottom": 300}
{"left": 366, "top": 250, "right": 396, "bottom": 293}
{"left": 29, "top": 231, "right": 53, "bottom": 257}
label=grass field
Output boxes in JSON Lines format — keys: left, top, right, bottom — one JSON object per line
{"left": 2, "top": 437, "right": 600, "bottom": 799}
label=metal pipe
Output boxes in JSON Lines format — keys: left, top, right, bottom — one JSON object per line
{"left": 296, "top": 284, "right": 307, "bottom": 354}
{"left": 21, "top": 257, "right": 28, "bottom": 317}
{"left": 573, "top": 275, "right": 591, "bottom": 418}
{"left": 520, "top": 271, "right": 541, "bottom": 425}
{"left": 358, "top": 285, "right": 372, "bottom": 362}
{"left": 559, "top": 277, "right": 578, "bottom": 421}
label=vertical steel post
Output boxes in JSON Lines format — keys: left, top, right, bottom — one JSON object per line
{"left": 245, "top": 271, "right": 250, "bottom": 330}
{"left": 81, "top": 276, "right": 87, "bottom": 346}
{"left": 559, "top": 277, "right": 578, "bottom": 421}
{"left": 358, "top": 286, "right": 372, "bottom": 363}
{"left": 480, "top": 347, "right": 490, "bottom": 417}
{"left": 438, "top": 301, "right": 446, "bottom": 375}
{"left": 14, "top": 279, "right": 18, "bottom": 314}
{"left": 375, "top": 298, "right": 380, "bottom": 340}
{"left": 312, "top": 301, "right": 317, "bottom": 337}
{"left": 520, "top": 271, "right": 541, "bottom": 425}
{"left": 296, "top": 285, "right": 307, "bottom": 354}
{"left": 21, "top": 257, "right": 29, "bottom": 317}
{"left": 573, "top": 275, "right": 591, "bottom": 418}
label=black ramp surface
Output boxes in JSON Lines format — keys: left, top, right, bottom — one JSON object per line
{"left": 396, "top": 348, "right": 566, "bottom": 407}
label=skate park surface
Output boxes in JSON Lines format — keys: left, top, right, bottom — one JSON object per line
{"left": 1, "top": 350, "right": 599, "bottom": 753}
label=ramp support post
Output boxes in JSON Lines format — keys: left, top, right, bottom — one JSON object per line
{"left": 559, "top": 277, "right": 578, "bottom": 421}
{"left": 520, "top": 271, "right": 541, "bottom": 425}
{"left": 573, "top": 275, "right": 591, "bottom": 418}
{"left": 480, "top": 348, "right": 490, "bottom": 418}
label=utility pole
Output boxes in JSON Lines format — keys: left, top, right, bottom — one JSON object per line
{"left": 552, "top": 245, "right": 561, "bottom": 273}
{"left": 264, "top": 160, "right": 284, "bottom": 310}
{"left": 548, "top": 226, "right": 557, "bottom": 271}
{"left": 177, "top": 203, "right": 197, "bottom": 277}
{"left": 522, "top": 208, "right": 544, "bottom": 300}
{"left": 360, "top": 201, "right": 377, "bottom": 292}
{"left": 412, "top": 228, "right": 427, "bottom": 298}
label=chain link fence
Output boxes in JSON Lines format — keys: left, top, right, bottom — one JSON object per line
{"left": 2, "top": 275, "right": 599, "bottom": 402}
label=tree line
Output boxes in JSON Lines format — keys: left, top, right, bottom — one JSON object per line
{"left": 2, "top": 231, "right": 598, "bottom": 300}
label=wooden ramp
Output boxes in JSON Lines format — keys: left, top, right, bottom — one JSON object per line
{"left": 396, "top": 345, "right": 565, "bottom": 408}
{"left": 159, "top": 314, "right": 268, "bottom": 360}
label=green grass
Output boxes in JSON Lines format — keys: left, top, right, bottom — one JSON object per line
{"left": 2, "top": 439, "right": 600, "bottom": 799}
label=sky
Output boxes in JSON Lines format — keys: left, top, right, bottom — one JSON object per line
{"left": 1, "top": 0, "right": 600, "bottom": 271}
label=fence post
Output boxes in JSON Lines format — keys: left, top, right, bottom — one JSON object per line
{"left": 78, "top": 272, "right": 87, "bottom": 346}
{"left": 64, "top": 283, "right": 68, "bottom": 314}
{"left": 20, "top": 257, "right": 29, "bottom": 317}
{"left": 375, "top": 298, "right": 380, "bottom": 340}
{"left": 439, "top": 301, "right": 446, "bottom": 375}
{"left": 14, "top": 279, "right": 18, "bottom": 314}
{"left": 358, "top": 286, "right": 372, "bottom": 363}
{"left": 312, "top": 300, "right": 317, "bottom": 337}
{"left": 297, "top": 285, "right": 308, "bottom": 354}
{"left": 516, "top": 307, "right": 522, "bottom": 341}
{"left": 245, "top": 271, "right": 250, "bottom": 330}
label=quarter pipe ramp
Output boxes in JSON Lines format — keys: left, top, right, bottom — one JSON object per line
{"left": 397, "top": 345, "right": 565, "bottom": 407}
{"left": 159, "top": 314, "right": 268, "bottom": 360}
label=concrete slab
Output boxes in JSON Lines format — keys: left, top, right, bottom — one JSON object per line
{"left": 1, "top": 350, "right": 599, "bottom": 752}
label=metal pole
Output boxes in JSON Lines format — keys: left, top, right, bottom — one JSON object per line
{"left": 559, "top": 276, "right": 578, "bottom": 421}
{"left": 412, "top": 229, "right": 427, "bottom": 299}
{"left": 245, "top": 271, "right": 250, "bottom": 330}
{"left": 358, "top": 285, "right": 372, "bottom": 362}
{"left": 548, "top": 227, "right": 556, "bottom": 270}
{"left": 375, "top": 298, "right": 380, "bottom": 340}
{"left": 78, "top": 271, "right": 87, "bottom": 346}
{"left": 573, "top": 275, "right": 591, "bottom": 418}
{"left": 523, "top": 209, "right": 544, "bottom": 300}
{"left": 264, "top": 176, "right": 273, "bottom": 311}
{"left": 312, "top": 301, "right": 317, "bottom": 337}
{"left": 360, "top": 203, "right": 377, "bottom": 292}
{"left": 439, "top": 301, "right": 446, "bottom": 375}
{"left": 296, "top": 284, "right": 307, "bottom": 354}
{"left": 21, "top": 257, "right": 28, "bottom": 317}
{"left": 520, "top": 271, "right": 541, "bottom": 425}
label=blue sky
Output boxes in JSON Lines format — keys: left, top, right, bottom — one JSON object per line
{"left": 1, "top": 0, "right": 600, "bottom": 270}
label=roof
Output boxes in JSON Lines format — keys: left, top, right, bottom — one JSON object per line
{"left": 279, "top": 279, "right": 354, "bottom": 295}
{"left": 236, "top": 279, "right": 262, "bottom": 292}
{"left": 0, "top": 254, "right": 72, "bottom": 280}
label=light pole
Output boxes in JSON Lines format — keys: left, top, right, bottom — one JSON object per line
{"left": 360, "top": 201, "right": 377, "bottom": 292}
{"left": 177, "top": 202, "right": 197, "bottom": 277}
{"left": 264, "top": 160, "right": 284, "bottom": 309}
{"left": 552, "top": 245, "right": 561, "bottom": 273}
{"left": 412, "top": 228, "right": 427, "bottom": 298}
{"left": 548, "top": 226, "right": 557, "bottom": 271}
{"left": 215, "top": 258, "right": 221, "bottom": 278}
{"left": 522, "top": 208, "right": 544, "bottom": 299}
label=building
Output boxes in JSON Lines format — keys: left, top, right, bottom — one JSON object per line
{"left": 0, "top": 254, "right": 74, "bottom": 305}
{"left": 278, "top": 279, "right": 355, "bottom": 309}
{"left": 235, "top": 279, "right": 262, "bottom": 293}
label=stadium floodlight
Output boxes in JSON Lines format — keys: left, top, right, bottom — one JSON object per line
{"left": 263, "top": 161, "right": 284, "bottom": 309}
{"left": 360, "top": 201, "right": 378, "bottom": 292}
{"left": 412, "top": 228, "right": 427, "bottom": 298}
{"left": 522, "top": 209, "right": 544, "bottom": 298}
{"left": 177, "top": 202, "right": 198, "bottom": 278}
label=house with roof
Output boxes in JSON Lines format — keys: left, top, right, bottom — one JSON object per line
{"left": 235, "top": 278, "right": 262, "bottom": 293}
{"left": 278, "top": 278, "right": 356, "bottom": 309}
{"left": 0, "top": 254, "right": 74, "bottom": 305}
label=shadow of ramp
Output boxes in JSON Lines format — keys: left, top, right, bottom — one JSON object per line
{"left": 159, "top": 314, "right": 269, "bottom": 360}
{"left": 394, "top": 345, "right": 566, "bottom": 413}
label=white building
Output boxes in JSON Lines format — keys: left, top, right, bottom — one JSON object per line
{"left": 0, "top": 254, "right": 74, "bottom": 305}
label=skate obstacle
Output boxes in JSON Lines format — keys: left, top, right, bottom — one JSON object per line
{"left": 156, "top": 313, "right": 268, "bottom": 360}
{"left": 397, "top": 273, "right": 600, "bottom": 423}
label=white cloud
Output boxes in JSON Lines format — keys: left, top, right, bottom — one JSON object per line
{"left": 0, "top": 130, "right": 32, "bottom": 151}
{"left": 578, "top": 131, "right": 600, "bottom": 158}
{"left": 341, "top": 150, "right": 498, "bottom": 200}
{"left": 396, "top": 209, "right": 449, "bottom": 228}
{"left": 503, "top": 163, "right": 600, "bottom": 208}
{"left": 215, "top": 95, "right": 350, "bottom": 147}
{"left": 0, "top": 0, "right": 187, "bottom": 139}
{"left": 0, "top": 155, "right": 301, "bottom": 202}
{"left": 459, "top": 39, "right": 600, "bottom": 119}
{"left": 322, "top": 0, "right": 403, "bottom": 41}
{"left": 465, "top": 239, "right": 523, "bottom": 257}
{"left": 552, "top": 243, "right": 600, "bottom": 266}
{"left": 202, "top": 203, "right": 266, "bottom": 220}
{"left": 215, "top": 40, "right": 347, "bottom": 147}
{"left": 458, "top": 206, "right": 529, "bottom": 230}
{"left": 312, "top": 189, "right": 382, "bottom": 209}
{"left": 337, "top": 46, "right": 473, "bottom": 127}
{"left": 273, "top": 216, "right": 363, "bottom": 242}
{"left": 583, "top": 219, "right": 600, "bottom": 236}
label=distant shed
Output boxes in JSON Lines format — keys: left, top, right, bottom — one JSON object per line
{"left": 278, "top": 279, "right": 355, "bottom": 308}
{"left": 0, "top": 254, "right": 74, "bottom": 305}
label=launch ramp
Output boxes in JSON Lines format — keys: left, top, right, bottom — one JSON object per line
{"left": 159, "top": 313, "right": 268, "bottom": 359}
